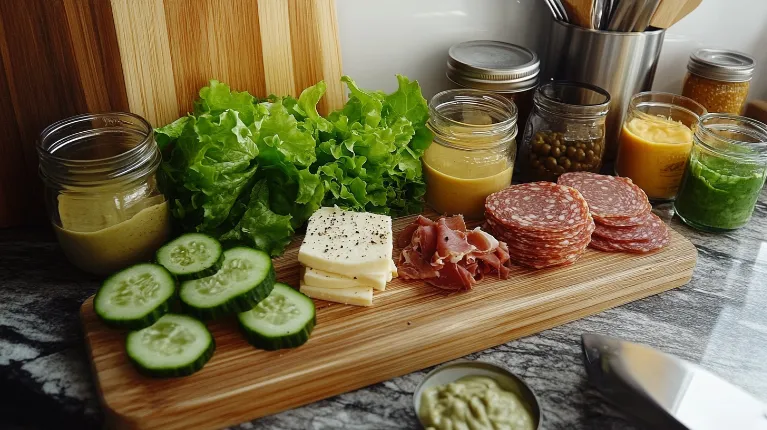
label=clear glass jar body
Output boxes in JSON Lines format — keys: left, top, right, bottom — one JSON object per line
{"left": 423, "top": 89, "right": 518, "bottom": 219}
{"left": 674, "top": 114, "right": 767, "bottom": 232}
{"left": 615, "top": 92, "right": 706, "bottom": 201}
{"left": 449, "top": 80, "right": 535, "bottom": 139}
{"left": 682, "top": 72, "right": 750, "bottom": 114}
{"left": 38, "top": 113, "right": 170, "bottom": 274}
{"left": 519, "top": 82, "right": 610, "bottom": 182}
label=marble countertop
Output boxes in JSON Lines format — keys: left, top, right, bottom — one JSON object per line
{"left": 2, "top": 190, "right": 766, "bottom": 430}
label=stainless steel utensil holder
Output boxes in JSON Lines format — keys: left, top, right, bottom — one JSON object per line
{"left": 543, "top": 20, "right": 666, "bottom": 162}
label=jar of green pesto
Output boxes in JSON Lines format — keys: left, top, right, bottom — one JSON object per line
{"left": 675, "top": 114, "right": 767, "bottom": 231}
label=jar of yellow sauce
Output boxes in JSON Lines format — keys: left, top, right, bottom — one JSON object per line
{"left": 681, "top": 48, "right": 755, "bottom": 114}
{"left": 423, "top": 89, "right": 517, "bottom": 219}
{"left": 38, "top": 113, "right": 170, "bottom": 275}
{"left": 615, "top": 92, "right": 706, "bottom": 201}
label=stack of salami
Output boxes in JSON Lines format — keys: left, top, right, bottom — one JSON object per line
{"left": 484, "top": 182, "right": 595, "bottom": 269}
{"left": 557, "top": 172, "right": 670, "bottom": 253}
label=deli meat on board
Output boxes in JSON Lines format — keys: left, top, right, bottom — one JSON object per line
{"left": 557, "top": 172, "right": 670, "bottom": 254}
{"left": 484, "top": 182, "right": 593, "bottom": 269}
{"left": 397, "top": 215, "right": 512, "bottom": 291}
{"left": 593, "top": 212, "right": 668, "bottom": 243}
{"left": 557, "top": 172, "right": 651, "bottom": 222}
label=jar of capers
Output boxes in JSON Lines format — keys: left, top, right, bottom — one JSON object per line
{"left": 519, "top": 81, "right": 610, "bottom": 182}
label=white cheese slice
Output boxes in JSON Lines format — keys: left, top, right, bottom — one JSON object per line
{"left": 299, "top": 282, "right": 373, "bottom": 307}
{"left": 303, "top": 266, "right": 390, "bottom": 291}
{"left": 390, "top": 259, "right": 398, "bottom": 278}
{"left": 298, "top": 207, "right": 392, "bottom": 276}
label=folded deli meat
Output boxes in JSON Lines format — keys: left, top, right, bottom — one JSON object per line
{"left": 397, "top": 215, "right": 512, "bottom": 291}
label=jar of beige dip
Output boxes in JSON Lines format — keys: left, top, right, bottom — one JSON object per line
{"left": 38, "top": 113, "right": 170, "bottom": 275}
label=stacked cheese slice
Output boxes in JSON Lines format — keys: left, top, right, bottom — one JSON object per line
{"left": 298, "top": 207, "right": 396, "bottom": 306}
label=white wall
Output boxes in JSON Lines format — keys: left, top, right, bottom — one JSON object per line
{"left": 336, "top": 0, "right": 767, "bottom": 101}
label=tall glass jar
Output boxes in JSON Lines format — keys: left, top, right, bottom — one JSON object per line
{"left": 615, "top": 92, "right": 706, "bottom": 201}
{"left": 674, "top": 114, "right": 767, "bottom": 232}
{"left": 423, "top": 89, "right": 518, "bottom": 220}
{"left": 519, "top": 81, "right": 610, "bottom": 182}
{"left": 681, "top": 48, "right": 755, "bottom": 114}
{"left": 446, "top": 40, "right": 539, "bottom": 138}
{"left": 38, "top": 113, "right": 170, "bottom": 274}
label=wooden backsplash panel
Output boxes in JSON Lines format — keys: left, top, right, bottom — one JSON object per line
{"left": 0, "top": 0, "right": 343, "bottom": 227}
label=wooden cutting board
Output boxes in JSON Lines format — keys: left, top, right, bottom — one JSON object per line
{"left": 0, "top": 0, "right": 343, "bottom": 227}
{"left": 81, "top": 215, "right": 697, "bottom": 430}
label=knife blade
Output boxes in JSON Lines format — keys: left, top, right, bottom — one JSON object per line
{"left": 581, "top": 333, "right": 767, "bottom": 430}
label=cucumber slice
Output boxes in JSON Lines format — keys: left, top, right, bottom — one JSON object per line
{"left": 94, "top": 263, "right": 175, "bottom": 330}
{"left": 237, "top": 283, "right": 316, "bottom": 350}
{"left": 179, "top": 247, "right": 275, "bottom": 319}
{"left": 126, "top": 314, "right": 214, "bottom": 378}
{"left": 155, "top": 233, "right": 223, "bottom": 280}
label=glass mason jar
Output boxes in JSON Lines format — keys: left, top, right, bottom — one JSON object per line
{"left": 615, "top": 92, "right": 707, "bottom": 201}
{"left": 674, "top": 114, "right": 767, "bottom": 232}
{"left": 423, "top": 89, "right": 518, "bottom": 220}
{"left": 446, "top": 41, "right": 539, "bottom": 139}
{"left": 519, "top": 81, "right": 610, "bottom": 182}
{"left": 681, "top": 48, "right": 755, "bottom": 114}
{"left": 38, "top": 113, "right": 170, "bottom": 275}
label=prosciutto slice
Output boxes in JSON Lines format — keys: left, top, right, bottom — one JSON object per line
{"left": 397, "top": 215, "right": 512, "bottom": 291}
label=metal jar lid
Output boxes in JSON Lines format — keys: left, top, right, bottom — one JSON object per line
{"left": 687, "top": 48, "right": 756, "bottom": 83}
{"left": 447, "top": 40, "right": 540, "bottom": 93}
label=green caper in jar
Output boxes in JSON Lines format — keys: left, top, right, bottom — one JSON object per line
{"left": 525, "top": 131, "right": 605, "bottom": 180}
{"left": 544, "top": 156, "right": 558, "bottom": 170}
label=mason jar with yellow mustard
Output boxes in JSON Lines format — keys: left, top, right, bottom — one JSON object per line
{"left": 615, "top": 92, "right": 707, "bottom": 201}
{"left": 423, "top": 89, "right": 517, "bottom": 219}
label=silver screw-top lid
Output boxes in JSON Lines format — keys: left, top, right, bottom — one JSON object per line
{"left": 687, "top": 48, "right": 755, "bottom": 82}
{"left": 447, "top": 40, "right": 540, "bottom": 93}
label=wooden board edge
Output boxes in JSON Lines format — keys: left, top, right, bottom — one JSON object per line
{"left": 81, "top": 251, "right": 696, "bottom": 429}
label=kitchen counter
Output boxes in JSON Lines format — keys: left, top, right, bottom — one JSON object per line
{"left": 2, "top": 190, "right": 766, "bottom": 430}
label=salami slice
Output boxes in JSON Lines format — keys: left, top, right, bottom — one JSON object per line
{"left": 593, "top": 213, "right": 667, "bottom": 243}
{"left": 594, "top": 210, "right": 651, "bottom": 228}
{"left": 485, "top": 182, "right": 591, "bottom": 234}
{"left": 589, "top": 229, "right": 670, "bottom": 254}
{"left": 558, "top": 172, "right": 650, "bottom": 219}
{"left": 486, "top": 216, "right": 591, "bottom": 243}
{"left": 502, "top": 222, "right": 594, "bottom": 251}
{"left": 506, "top": 249, "right": 585, "bottom": 269}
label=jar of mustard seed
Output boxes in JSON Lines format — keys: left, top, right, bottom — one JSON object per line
{"left": 682, "top": 49, "right": 755, "bottom": 114}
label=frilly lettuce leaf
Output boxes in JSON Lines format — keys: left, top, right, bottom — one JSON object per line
{"left": 219, "top": 179, "right": 293, "bottom": 257}
{"left": 158, "top": 75, "right": 431, "bottom": 256}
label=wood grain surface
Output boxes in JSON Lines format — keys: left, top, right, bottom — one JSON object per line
{"left": 0, "top": 0, "right": 343, "bottom": 227}
{"left": 81, "top": 215, "right": 698, "bottom": 430}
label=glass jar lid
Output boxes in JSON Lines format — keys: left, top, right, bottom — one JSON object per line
{"left": 447, "top": 40, "right": 540, "bottom": 93}
{"left": 534, "top": 81, "right": 610, "bottom": 120}
{"left": 687, "top": 48, "right": 755, "bottom": 83}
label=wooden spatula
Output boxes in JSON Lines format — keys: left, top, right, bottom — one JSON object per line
{"left": 562, "top": 0, "right": 596, "bottom": 28}
{"left": 649, "top": 0, "right": 689, "bottom": 28}
{"left": 672, "top": 0, "right": 702, "bottom": 25}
